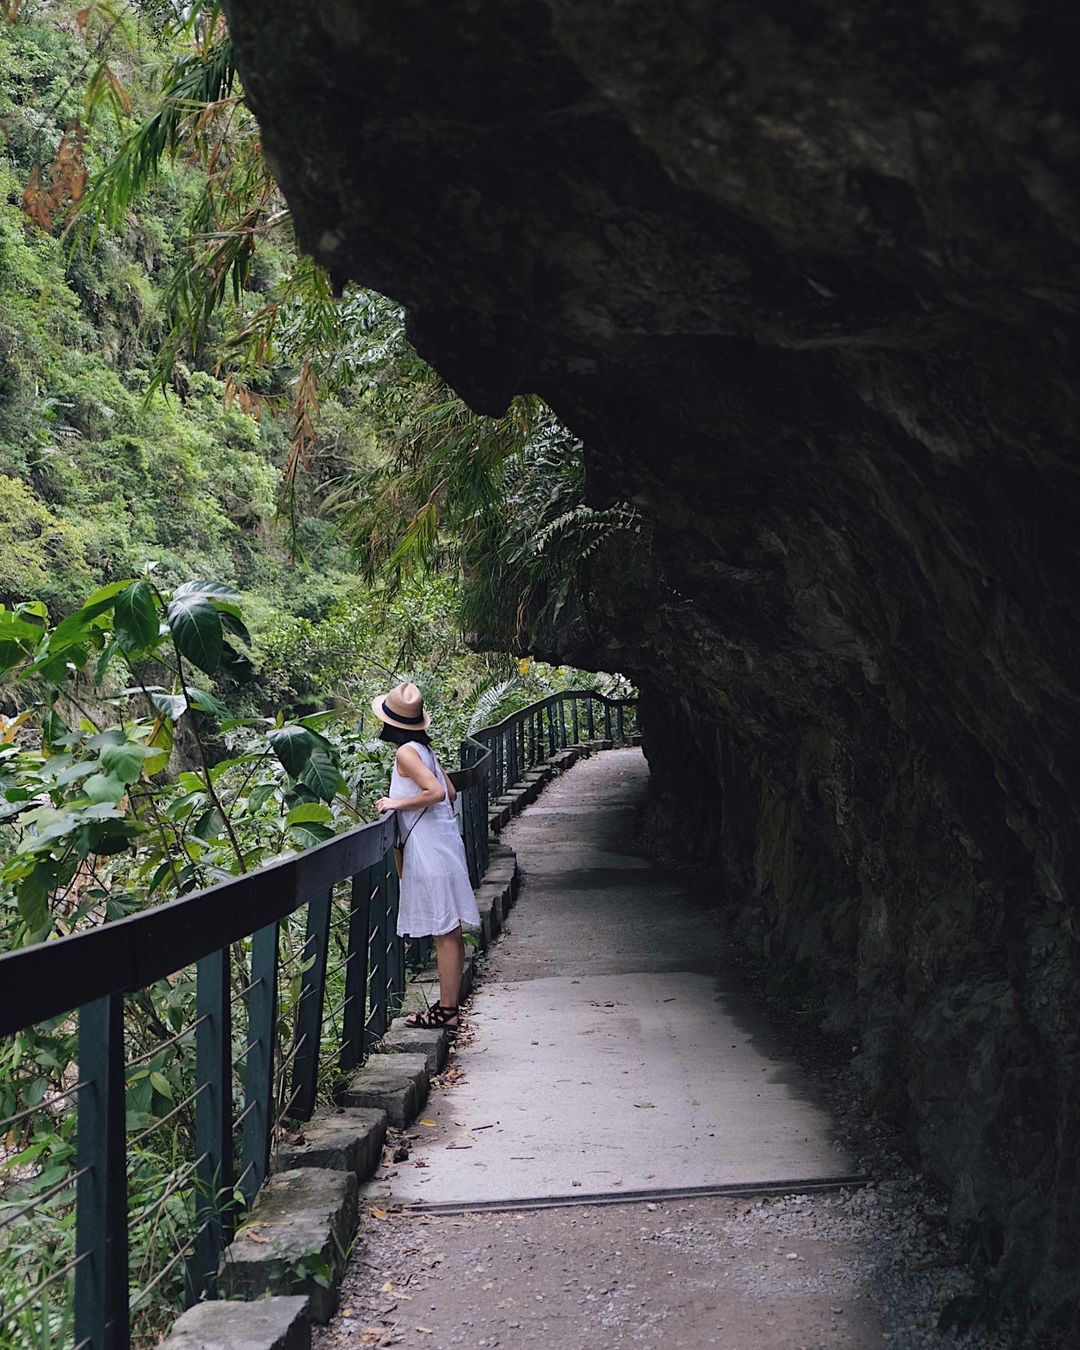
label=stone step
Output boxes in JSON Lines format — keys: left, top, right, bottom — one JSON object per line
{"left": 483, "top": 858, "right": 518, "bottom": 887}
{"left": 474, "top": 880, "right": 507, "bottom": 939}
{"left": 379, "top": 1018, "right": 450, "bottom": 1075}
{"left": 337, "top": 1051, "right": 429, "bottom": 1126}
{"left": 273, "top": 1106, "right": 387, "bottom": 1179}
{"left": 161, "top": 1296, "right": 310, "bottom": 1350}
{"left": 218, "top": 1168, "right": 358, "bottom": 1323}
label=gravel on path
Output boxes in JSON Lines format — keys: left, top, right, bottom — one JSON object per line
{"left": 315, "top": 1170, "right": 1024, "bottom": 1350}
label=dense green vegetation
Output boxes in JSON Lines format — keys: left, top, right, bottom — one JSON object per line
{"left": 0, "top": 4, "right": 639, "bottom": 1344}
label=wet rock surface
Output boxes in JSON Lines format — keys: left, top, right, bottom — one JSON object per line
{"left": 221, "top": 1, "right": 1080, "bottom": 1330}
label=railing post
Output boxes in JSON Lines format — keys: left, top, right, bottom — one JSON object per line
{"left": 559, "top": 698, "right": 568, "bottom": 748}
{"left": 367, "top": 858, "right": 390, "bottom": 1043}
{"left": 480, "top": 765, "right": 491, "bottom": 872}
{"left": 571, "top": 697, "right": 579, "bottom": 745}
{"left": 290, "top": 889, "right": 333, "bottom": 1123}
{"left": 586, "top": 697, "right": 595, "bottom": 740}
{"left": 473, "top": 783, "right": 483, "bottom": 880}
{"left": 240, "top": 921, "right": 278, "bottom": 1208}
{"left": 604, "top": 700, "right": 613, "bottom": 741}
{"left": 617, "top": 702, "right": 625, "bottom": 742}
{"left": 75, "top": 994, "right": 129, "bottom": 1350}
{"left": 194, "top": 947, "right": 233, "bottom": 1296}
{"left": 459, "top": 742, "right": 478, "bottom": 886}
{"left": 387, "top": 865, "right": 405, "bottom": 1019}
{"left": 466, "top": 791, "right": 481, "bottom": 887}
{"left": 340, "top": 867, "right": 372, "bottom": 1071}
{"left": 528, "top": 709, "right": 536, "bottom": 768}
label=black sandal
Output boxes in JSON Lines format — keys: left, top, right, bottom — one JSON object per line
{"left": 404, "top": 1003, "right": 460, "bottom": 1032}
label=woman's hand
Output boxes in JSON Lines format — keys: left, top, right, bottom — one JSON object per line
{"left": 375, "top": 796, "right": 395, "bottom": 814}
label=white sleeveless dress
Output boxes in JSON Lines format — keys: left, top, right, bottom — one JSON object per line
{"left": 392, "top": 742, "right": 481, "bottom": 938}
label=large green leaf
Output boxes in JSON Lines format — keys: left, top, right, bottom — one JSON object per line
{"left": 16, "top": 863, "right": 54, "bottom": 936}
{"left": 167, "top": 596, "right": 222, "bottom": 674}
{"left": 99, "top": 740, "right": 147, "bottom": 785}
{"left": 83, "top": 772, "right": 128, "bottom": 804}
{"left": 0, "top": 613, "right": 46, "bottom": 642}
{"left": 49, "top": 581, "right": 133, "bottom": 647}
{"left": 187, "top": 687, "right": 231, "bottom": 721}
{"left": 84, "top": 578, "right": 141, "bottom": 609}
{"left": 267, "top": 724, "right": 320, "bottom": 776}
{"left": 288, "top": 820, "right": 336, "bottom": 848}
{"left": 192, "top": 807, "right": 227, "bottom": 840}
{"left": 172, "top": 580, "right": 241, "bottom": 603}
{"left": 298, "top": 748, "right": 345, "bottom": 802}
{"left": 149, "top": 690, "right": 187, "bottom": 720}
{"left": 285, "top": 802, "right": 334, "bottom": 827}
{"left": 113, "top": 581, "right": 159, "bottom": 653}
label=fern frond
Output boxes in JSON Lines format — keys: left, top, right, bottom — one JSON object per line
{"left": 466, "top": 678, "right": 519, "bottom": 734}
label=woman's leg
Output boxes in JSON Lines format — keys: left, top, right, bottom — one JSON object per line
{"left": 434, "top": 924, "right": 465, "bottom": 1016}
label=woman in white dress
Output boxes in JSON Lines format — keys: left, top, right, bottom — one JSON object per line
{"left": 373, "top": 681, "right": 480, "bottom": 1031}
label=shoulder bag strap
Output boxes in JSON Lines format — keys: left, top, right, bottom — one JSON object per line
{"left": 396, "top": 744, "right": 436, "bottom": 848}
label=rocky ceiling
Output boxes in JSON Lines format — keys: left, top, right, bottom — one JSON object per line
{"left": 221, "top": 1, "right": 1080, "bottom": 1332}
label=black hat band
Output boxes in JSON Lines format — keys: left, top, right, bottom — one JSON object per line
{"left": 381, "top": 698, "right": 425, "bottom": 725}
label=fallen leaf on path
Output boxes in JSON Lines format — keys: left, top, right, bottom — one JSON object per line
{"left": 369, "top": 1206, "right": 389, "bottom": 1220}
{"left": 419, "top": 1119, "right": 437, "bottom": 1128}
{"left": 634, "top": 1102, "right": 655, "bottom": 1109}
{"left": 415, "top": 1328, "right": 434, "bottom": 1336}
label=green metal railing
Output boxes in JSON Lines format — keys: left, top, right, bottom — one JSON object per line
{"left": 473, "top": 689, "right": 637, "bottom": 803}
{"left": 0, "top": 690, "right": 637, "bottom": 1349}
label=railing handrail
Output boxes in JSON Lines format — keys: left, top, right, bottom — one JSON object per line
{"left": 0, "top": 692, "right": 632, "bottom": 1039}
{"left": 469, "top": 688, "right": 634, "bottom": 739}
{"left": 0, "top": 814, "right": 397, "bottom": 1040}
{"left": 0, "top": 734, "right": 501, "bottom": 1040}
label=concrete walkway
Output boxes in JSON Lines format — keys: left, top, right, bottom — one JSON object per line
{"left": 364, "top": 749, "right": 852, "bottom": 1209}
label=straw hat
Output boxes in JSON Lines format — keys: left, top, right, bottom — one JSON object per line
{"left": 371, "top": 680, "right": 431, "bottom": 732}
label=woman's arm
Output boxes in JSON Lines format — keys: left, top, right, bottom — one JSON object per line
{"left": 436, "top": 756, "right": 457, "bottom": 805}
{"left": 375, "top": 744, "right": 446, "bottom": 814}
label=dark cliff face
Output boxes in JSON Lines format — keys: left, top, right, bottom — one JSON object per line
{"left": 221, "top": 0, "right": 1080, "bottom": 1327}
